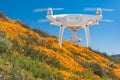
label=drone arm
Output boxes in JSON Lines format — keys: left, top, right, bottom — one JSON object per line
{"left": 46, "top": 15, "right": 55, "bottom": 21}
{"left": 83, "top": 26, "right": 90, "bottom": 48}
{"left": 58, "top": 25, "right": 64, "bottom": 47}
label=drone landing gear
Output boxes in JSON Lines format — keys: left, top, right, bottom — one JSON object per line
{"left": 69, "top": 30, "right": 82, "bottom": 45}
{"left": 58, "top": 25, "right": 64, "bottom": 47}
{"left": 83, "top": 26, "right": 90, "bottom": 48}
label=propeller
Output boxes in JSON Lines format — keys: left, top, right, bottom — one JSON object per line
{"left": 34, "top": 8, "right": 64, "bottom": 12}
{"left": 84, "top": 8, "right": 114, "bottom": 12}
{"left": 38, "top": 19, "right": 49, "bottom": 23}
{"left": 100, "top": 19, "right": 113, "bottom": 22}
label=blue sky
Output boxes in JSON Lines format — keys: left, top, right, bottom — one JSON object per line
{"left": 0, "top": 0, "right": 120, "bottom": 55}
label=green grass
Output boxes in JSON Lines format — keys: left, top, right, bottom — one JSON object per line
{"left": 0, "top": 54, "right": 63, "bottom": 80}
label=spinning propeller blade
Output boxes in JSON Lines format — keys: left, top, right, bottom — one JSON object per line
{"left": 100, "top": 20, "right": 113, "bottom": 22}
{"left": 34, "top": 8, "right": 64, "bottom": 12}
{"left": 52, "top": 8, "right": 64, "bottom": 11}
{"left": 84, "top": 8, "right": 114, "bottom": 12}
{"left": 38, "top": 19, "right": 49, "bottom": 23}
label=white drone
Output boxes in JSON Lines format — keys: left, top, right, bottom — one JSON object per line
{"left": 34, "top": 8, "right": 113, "bottom": 47}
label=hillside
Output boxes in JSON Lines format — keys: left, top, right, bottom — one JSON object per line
{"left": 114, "top": 54, "right": 120, "bottom": 58}
{"left": 0, "top": 13, "right": 120, "bottom": 80}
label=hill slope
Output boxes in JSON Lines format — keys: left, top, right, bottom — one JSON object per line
{"left": 0, "top": 13, "right": 120, "bottom": 80}
{"left": 114, "top": 54, "right": 120, "bottom": 58}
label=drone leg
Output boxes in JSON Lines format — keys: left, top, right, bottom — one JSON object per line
{"left": 84, "top": 26, "right": 90, "bottom": 48}
{"left": 58, "top": 26, "right": 64, "bottom": 47}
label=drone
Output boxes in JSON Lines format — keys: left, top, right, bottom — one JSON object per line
{"left": 34, "top": 8, "right": 113, "bottom": 47}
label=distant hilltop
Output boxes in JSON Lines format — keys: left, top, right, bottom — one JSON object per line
{"left": 113, "top": 54, "right": 120, "bottom": 58}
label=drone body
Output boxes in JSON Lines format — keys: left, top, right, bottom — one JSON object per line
{"left": 49, "top": 14, "right": 102, "bottom": 28}
{"left": 46, "top": 8, "right": 103, "bottom": 47}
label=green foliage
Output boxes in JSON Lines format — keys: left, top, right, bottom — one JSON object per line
{"left": 89, "top": 62, "right": 104, "bottom": 77}
{"left": 0, "top": 30, "right": 6, "bottom": 38}
{"left": 0, "top": 12, "right": 5, "bottom": 18}
{"left": 108, "top": 55, "right": 120, "bottom": 64}
{"left": 89, "top": 48, "right": 120, "bottom": 64}
{"left": 101, "top": 67, "right": 118, "bottom": 79}
{"left": 32, "top": 29, "right": 50, "bottom": 37}
{"left": 0, "top": 54, "right": 64, "bottom": 80}
{"left": 71, "top": 50, "right": 90, "bottom": 60}
{"left": 77, "top": 61, "right": 104, "bottom": 77}
{"left": 13, "top": 44, "right": 62, "bottom": 69}
{"left": 108, "top": 62, "right": 117, "bottom": 68}
{"left": 75, "top": 60, "right": 90, "bottom": 68}
{"left": 0, "top": 31, "right": 10, "bottom": 54}
{"left": 75, "top": 60, "right": 119, "bottom": 79}
{"left": 0, "top": 12, "right": 6, "bottom": 19}
{"left": 81, "top": 69, "right": 98, "bottom": 80}
{"left": 0, "top": 12, "right": 10, "bottom": 21}
{"left": 89, "top": 48, "right": 108, "bottom": 58}
{"left": 0, "top": 38, "right": 10, "bottom": 53}
{"left": 15, "top": 20, "right": 30, "bottom": 29}
{"left": 25, "top": 48, "right": 62, "bottom": 69}
{"left": 53, "top": 72, "right": 64, "bottom": 80}
{"left": 32, "top": 29, "right": 57, "bottom": 38}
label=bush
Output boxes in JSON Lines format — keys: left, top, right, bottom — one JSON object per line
{"left": 89, "top": 62, "right": 104, "bottom": 77}
{"left": 32, "top": 29, "right": 50, "bottom": 37}
{"left": 75, "top": 59, "right": 104, "bottom": 77}
{"left": 0, "top": 12, "right": 9, "bottom": 21}
{"left": 102, "top": 67, "right": 118, "bottom": 79}
{"left": 108, "top": 55, "right": 120, "bottom": 64}
{"left": 0, "top": 31, "right": 10, "bottom": 54}
{"left": 76, "top": 60, "right": 104, "bottom": 77}
{"left": 0, "top": 12, "right": 6, "bottom": 18}
{"left": 0, "top": 38, "right": 10, "bottom": 53}
{"left": 80, "top": 62, "right": 118, "bottom": 79}
{"left": 89, "top": 48, "right": 120, "bottom": 64}
{"left": 108, "top": 62, "right": 117, "bottom": 68}
{"left": 0, "top": 30, "right": 6, "bottom": 38}
{"left": 0, "top": 54, "right": 64, "bottom": 80}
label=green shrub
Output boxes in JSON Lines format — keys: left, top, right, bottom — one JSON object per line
{"left": 53, "top": 72, "right": 64, "bottom": 80}
{"left": 108, "top": 55, "right": 120, "bottom": 64}
{"left": 76, "top": 60, "right": 119, "bottom": 80}
{"left": 89, "top": 62, "right": 104, "bottom": 77}
{"left": 1, "top": 54, "right": 64, "bottom": 80}
{"left": 0, "top": 38, "right": 10, "bottom": 53}
{"left": 0, "top": 12, "right": 6, "bottom": 18}
{"left": 0, "top": 12, "right": 9, "bottom": 21}
{"left": 89, "top": 48, "right": 120, "bottom": 64}
{"left": 89, "top": 48, "right": 109, "bottom": 58}
{"left": 108, "top": 62, "right": 117, "bottom": 68}
{"left": 16, "top": 20, "right": 30, "bottom": 29}
{"left": 32, "top": 29, "right": 50, "bottom": 37}
{"left": 0, "top": 30, "right": 6, "bottom": 38}
{"left": 75, "top": 60, "right": 104, "bottom": 77}
{"left": 81, "top": 69, "right": 98, "bottom": 80}
{"left": 75, "top": 60, "right": 90, "bottom": 68}
{"left": 102, "top": 67, "right": 118, "bottom": 79}
{"left": 0, "top": 31, "right": 10, "bottom": 54}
